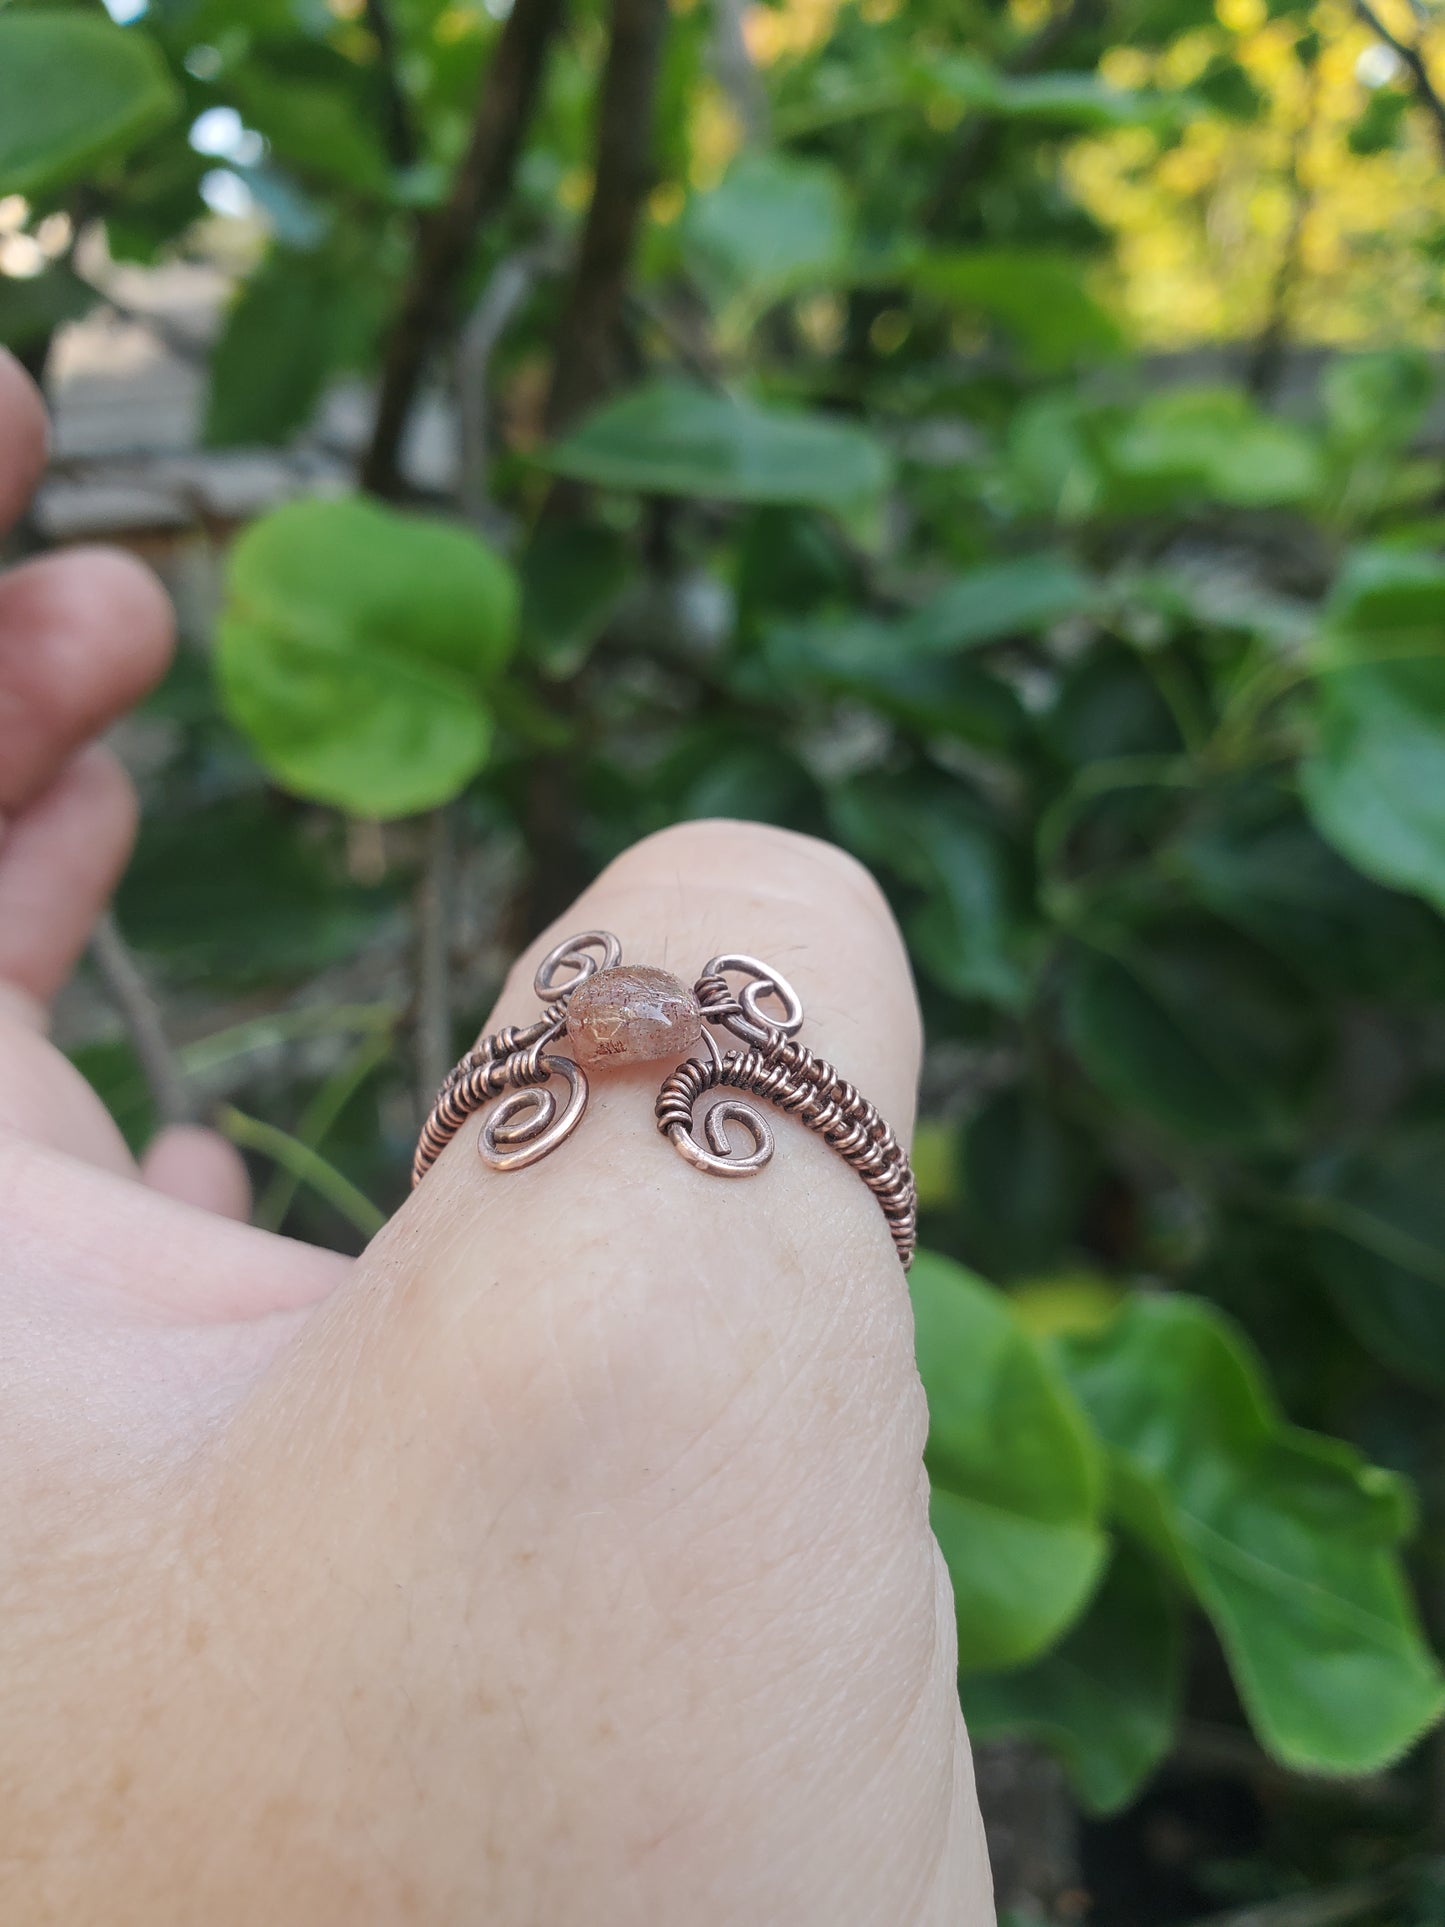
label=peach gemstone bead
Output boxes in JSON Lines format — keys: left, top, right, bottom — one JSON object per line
{"left": 566, "top": 964, "right": 704, "bottom": 1068}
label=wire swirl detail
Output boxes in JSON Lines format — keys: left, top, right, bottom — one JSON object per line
{"left": 655, "top": 1034, "right": 917, "bottom": 1268}
{"left": 411, "top": 929, "right": 917, "bottom": 1269}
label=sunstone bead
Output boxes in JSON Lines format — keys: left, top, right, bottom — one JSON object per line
{"left": 566, "top": 964, "right": 703, "bottom": 1068}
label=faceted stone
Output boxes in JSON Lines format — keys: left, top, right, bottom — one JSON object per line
{"left": 567, "top": 964, "right": 703, "bottom": 1068}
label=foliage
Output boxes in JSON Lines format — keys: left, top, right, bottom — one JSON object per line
{"left": 10, "top": 0, "right": 1445, "bottom": 1911}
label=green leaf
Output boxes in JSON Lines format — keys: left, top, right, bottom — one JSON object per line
{"left": 913, "top": 1253, "right": 1108, "bottom": 1672}
{"left": 832, "top": 782, "right": 1039, "bottom": 1011}
{"left": 217, "top": 497, "right": 518, "bottom": 818}
{"left": 1062, "top": 1295, "right": 1445, "bottom": 1774}
{"left": 912, "top": 248, "right": 1124, "bottom": 372}
{"left": 205, "top": 250, "right": 360, "bottom": 448}
{"left": 1300, "top": 1123, "right": 1445, "bottom": 1392}
{"left": 544, "top": 379, "right": 893, "bottom": 514}
{"left": 765, "top": 617, "right": 1027, "bottom": 751}
{"left": 961, "top": 1089, "right": 1097, "bottom": 1282}
{"left": 228, "top": 66, "right": 390, "bottom": 196}
{"left": 1302, "top": 658, "right": 1445, "bottom": 917}
{"left": 682, "top": 152, "right": 853, "bottom": 317}
{"left": 1061, "top": 924, "right": 1319, "bottom": 1148}
{"left": 1108, "top": 387, "right": 1324, "bottom": 509}
{"left": 1188, "top": 54, "right": 1265, "bottom": 120}
{"left": 0, "top": 14, "right": 179, "bottom": 198}
{"left": 1173, "top": 780, "right": 1445, "bottom": 999}
{"left": 899, "top": 555, "right": 1095, "bottom": 653}
{"left": 1322, "top": 544, "right": 1445, "bottom": 640}
{"left": 116, "top": 796, "right": 391, "bottom": 990}
{"left": 0, "top": 263, "right": 96, "bottom": 354}
{"left": 993, "top": 72, "right": 1164, "bottom": 129}
{"left": 1324, "top": 353, "right": 1433, "bottom": 449}
{"left": 962, "top": 1544, "right": 1183, "bottom": 1815}
{"left": 1348, "top": 86, "right": 1409, "bottom": 155}
{"left": 520, "top": 521, "right": 632, "bottom": 676}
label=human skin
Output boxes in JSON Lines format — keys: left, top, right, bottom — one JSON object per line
{"left": 0, "top": 346, "right": 993, "bottom": 1925}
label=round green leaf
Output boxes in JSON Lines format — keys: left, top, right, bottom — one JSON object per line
{"left": 912, "top": 1252, "right": 1107, "bottom": 1673}
{"left": 1303, "top": 658, "right": 1445, "bottom": 916}
{"left": 217, "top": 497, "right": 518, "bottom": 819}
{"left": 962, "top": 1544, "right": 1183, "bottom": 1817}
{"left": 1062, "top": 1295, "right": 1445, "bottom": 1774}
{"left": 682, "top": 153, "right": 853, "bottom": 317}
{"left": 0, "top": 15, "right": 179, "bottom": 199}
{"left": 543, "top": 379, "right": 893, "bottom": 514}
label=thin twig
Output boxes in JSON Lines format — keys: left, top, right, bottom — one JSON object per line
{"left": 256, "top": 1028, "right": 393, "bottom": 1232}
{"left": 544, "top": 0, "right": 673, "bottom": 435}
{"left": 1354, "top": 0, "right": 1445, "bottom": 163}
{"left": 89, "top": 911, "right": 192, "bottom": 1127}
{"left": 412, "top": 806, "right": 455, "bottom": 1118}
{"left": 455, "top": 244, "right": 559, "bottom": 523}
{"left": 361, "top": 0, "right": 568, "bottom": 496}
{"left": 709, "top": 0, "right": 768, "bottom": 141}
{"left": 219, "top": 1105, "right": 385, "bottom": 1240}
{"left": 363, "top": 0, "right": 418, "bottom": 169}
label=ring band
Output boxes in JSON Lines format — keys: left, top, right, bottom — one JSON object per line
{"left": 413, "top": 932, "right": 917, "bottom": 1269}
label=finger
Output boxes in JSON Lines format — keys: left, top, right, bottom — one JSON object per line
{"left": 0, "top": 744, "right": 138, "bottom": 1005}
{"left": 0, "top": 347, "right": 48, "bottom": 531}
{"left": 141, "top": 1126, "right": 252, "bottom": 1222}
{"left": 0, "top": 1130, "right": 347, "bottom": 1326}
{"left": 230, "top": 823, "right": 986, "bottom": 1920}
{"left": 0, "top": 545, "right": 174, "bottom": 816}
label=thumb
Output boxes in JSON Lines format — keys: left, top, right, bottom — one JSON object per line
{"left": 224, "top": 821, "right": 991, "bottom": 1925}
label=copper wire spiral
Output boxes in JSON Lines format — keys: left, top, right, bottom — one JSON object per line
{"left": 410, "top": 1005, "right": 567, "bottom": 1184}
{"left": 656, "top": 1028, "right": 918, "bottom": 1269}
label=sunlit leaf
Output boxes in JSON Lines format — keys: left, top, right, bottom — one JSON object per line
{"left": 544, "top": 379, "right": 893, "bottom": 513}
{"left": 217, "top": 497, "right": 518, "bottom": 818}
{"left": 1062, "top": 1295, "right": 1445, "bottom": 1773}
{"left": 682, "top": 152, "right": 853, "bottom": 317}
{"left": 0, "top": 14, "right": 178, "bottom": 198}
{"left": 1303, "top": 658, "right": 1445, "bottom": 916}
{"left": 913, "top": 1253, "right": 1108, "bottom": 1672}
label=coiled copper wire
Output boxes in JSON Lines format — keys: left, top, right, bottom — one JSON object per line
{"left": 410, "top": 1006, "right": 566, "bottom": 1185}
{"left": 656, "top": 1030, "right": 917, "bottom": 1268}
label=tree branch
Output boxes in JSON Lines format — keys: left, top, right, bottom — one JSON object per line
{"left": 455, "top": 243, "right": 559, "bottom": 523}
{"left": 543, "top": 0, "right": 671, "bottom": 436}
{"left": 361, "top": 0, "right": 568, "bottom": 496}
{"left": 364, "top": 0, "right": 418, "bottom": 170}
{"left": 710, "top": 0, "right": 768, "bottom": 143}
{"left": 89, "top": 911, "right": 192, "bottom": 1128}
{"left": 1354, "top": 0, "right": 1445, "bottom": 163}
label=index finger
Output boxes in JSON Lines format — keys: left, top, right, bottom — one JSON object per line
{"left": 0, "top": 348, "right": 49, "bottom": 533}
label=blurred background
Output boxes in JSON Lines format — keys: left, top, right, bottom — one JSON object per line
{"left": 6, "top": 0, "right": 1445, "bottom": 1917}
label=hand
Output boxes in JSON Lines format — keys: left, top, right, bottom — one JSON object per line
{"left": 0, "top": 348, "right": 992, "bottom": 1926}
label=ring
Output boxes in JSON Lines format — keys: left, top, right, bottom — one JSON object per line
{"left": 412, "top": 933, "right": 917, "bottom": 1269}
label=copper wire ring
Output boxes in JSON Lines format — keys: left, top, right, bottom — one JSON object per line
{"left": 412, "top": 928, "right": 917, "bottom": 1268}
